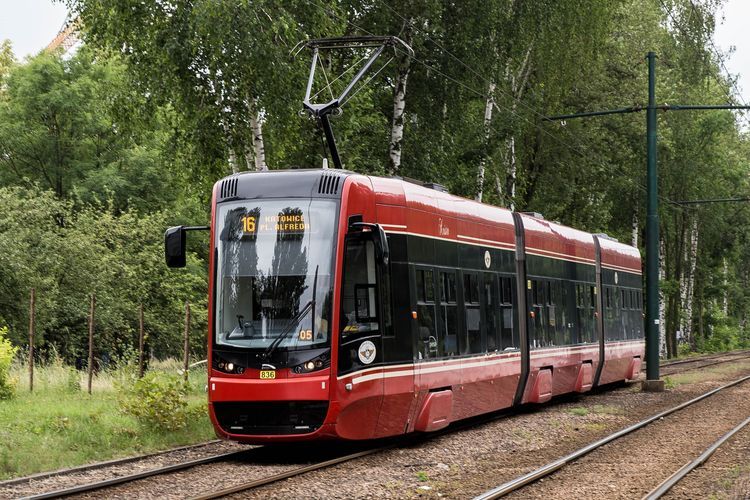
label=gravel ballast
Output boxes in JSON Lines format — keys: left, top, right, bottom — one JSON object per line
{"left": 5, "top": 354, "right": 750, "bottom": 499}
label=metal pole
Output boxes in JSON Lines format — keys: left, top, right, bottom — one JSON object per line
{"left": 644, "top": 52, "right": 662, "bottom": 389}
{"left": 183, "top": 301, "right": 190, "bottom": 383}
{"left": 138, "top": 304, "right": 145, "bottom": 378}
{"left": 320, "top": 114, "right": 343, "bottom": 169}
{"left": 28, "top": 288, "right": 35, "bottom": 392}
{"left": 87, "top": 293, "right": 96, "bottom": 395}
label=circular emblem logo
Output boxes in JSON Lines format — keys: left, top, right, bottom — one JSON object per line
{"left": 614, "top": 272, "right": 619, "bottom": 284}
{"left": 358, "top": 340, "right": 377, "bottom": 365}
{"left": 484, "top": 250, "right": 491, "bottom": 269}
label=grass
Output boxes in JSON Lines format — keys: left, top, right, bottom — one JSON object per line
{"left": 591, "top": 404, "right": 623, "bottom": 415}
{"left": 0, "top": 358, "right": 215, "bottom": 480}
{"left": 567, "top": 407, "right": 589, "bottom": 416}
{"left": 583, "top": 422, "right": 607, "bottom": 432}
{"left": 664, "top": 359, "right": 750, "bottom": 388}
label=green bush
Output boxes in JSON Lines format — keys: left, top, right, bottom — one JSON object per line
{"left": 0, "top": 326, "right": 18, "bottom": 399}
{"left": 118, "top": 372, "right": 188, "bottom": 431}
{"left": 65, "top": 367, "right": 81, "bottom": 393}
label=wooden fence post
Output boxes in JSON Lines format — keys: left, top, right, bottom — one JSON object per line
{"left": 28, "top": 288, "right": 35, "bottom": 393}
{"left": 183, "top": 301, "right": 190, "bottom": 383}
{"left": 138, "top": 304, "right": 145, "bottom": 378}
{"left": 87, "top": 293, "right": 95, "bottom": 395}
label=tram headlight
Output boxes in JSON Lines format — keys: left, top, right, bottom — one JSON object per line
{"left": 213, "top": 355, "right": 244, "bottom": 374}
{"left": 293, "top": 355, "right": 329, "bottom": 374}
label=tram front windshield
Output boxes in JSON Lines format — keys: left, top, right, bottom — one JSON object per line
{"left": 215, "top": 199, "right": 337, "bottom": 350}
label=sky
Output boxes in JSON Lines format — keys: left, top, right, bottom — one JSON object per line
{"left": 0, "top": 0, "right": 69, "bottom": 58}
{"left": 0, "top": 0, "right": 748, "bottom": 105}
{"left": 712, "top": 0, "right": 750, "bottom": 107}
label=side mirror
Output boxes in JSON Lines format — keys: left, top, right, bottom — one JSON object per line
{"left": 377, "top": 224, "right": 390, "bottom": 266}
{"left": 349, "top": 222, "right": 389, "bottom": 266}
{"left": 165, "top": 226, "right": 186, "bottom": 268}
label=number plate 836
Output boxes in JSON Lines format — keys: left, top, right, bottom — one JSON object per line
{"left": 259, "top": 370, "right": 276, "bottom": 380}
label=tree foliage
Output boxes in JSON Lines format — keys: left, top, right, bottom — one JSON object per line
{"left": 0, "top": 0, "right": 745, "bottom": 359}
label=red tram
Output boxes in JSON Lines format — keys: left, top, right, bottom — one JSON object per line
{"left": 166, "top": 169, "right": 644, "bottom": 443}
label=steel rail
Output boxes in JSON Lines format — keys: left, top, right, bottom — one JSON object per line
{"left": 15, "top": 391, "right": 526, "bottom": 499}
{"left": 20, "top": 449, "right": 250, "bottom": 500}
{"left": 473, "top": 373, "right": 750, "bottom": 500}
{"left": 189, "top": 446, "right": 392, "bottom": 500}
{"left": 660, "top": 355, "right": 750, "bottom": 376}
{"left": 656, "top": 349, "right": 750, "bottom": 368}
{"left": 0, "top": 440, "right": 222, "bottom": 487}
{"left": 642, "top": 415, "right": 750, "bottom": 500}
{"left": 188, "top": 394, "right": 542, "bottom": 499}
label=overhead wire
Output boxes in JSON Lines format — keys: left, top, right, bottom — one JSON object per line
{"left": 372, "top": 0, "right": 691, "bottom": 213}
{"left": 301, "top": 0, "right": 689, "bottom": 215}
{"left": 656, "top": 0, "right": 750, "bottom": 209}
{"left": 660, "top": 0, "right": 750, "bottom": 130}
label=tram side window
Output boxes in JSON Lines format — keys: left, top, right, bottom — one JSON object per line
{"left": 554, "top": 281, "right": 572, "bottom": 346}
{"left": 635, "top": 290, "right": 644, "bottom": 338}
{"left": 549, "top": 281, "right": 568, "bottom": 346}
{"left": 614, "top": 287, "right": 624, "bottom": 340}
{"left": 340, "top": 239, "right": 379, "bottom": 336}
{"left": 621, "top": 287, "right": 632, "bottom": 340}
{"left": 380, "top": 265, "right": 394, "bottom": 337}
{"left": 463, "top": 272, "right": 482, "bottom": 354}
{"left": 604, "top": 286, "right": 622, "bottom": 341}
{"left": 440, "top": 271, "right": 458, "bottom": 355}
{"left": 546, "top": 282, "right": 555, "bottom": 346}
{"left": 603, "top": 286, "right": 612, "bottom": 340}
{"left": 576, "top": 283, "right": 594, "bottom": 344}
{"left": 530, "top": 280, "right": 548, "bottom": 348}
{"left": 485, "top": 274, "right": 500, "bottom": 352}
{"left": 499, "top": 276, "right": 516, "bottom": 349}
{"left": 416, "top": 268, "right": 437, "bottom": 358}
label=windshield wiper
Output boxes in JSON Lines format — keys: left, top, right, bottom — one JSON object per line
{"left": 261, "top": 265, "right": 319, "bottom": 362}
{"left": 261, "top": 300, "right": 313, "bottom": 361}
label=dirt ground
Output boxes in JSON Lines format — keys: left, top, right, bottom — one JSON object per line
{"left": 5, "top": 355, "right": 750, "bottom": 500}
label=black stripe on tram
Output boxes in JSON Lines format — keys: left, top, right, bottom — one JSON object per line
{"left": 592, "top": 235, "right": 606, "bottom": 387}
{"left": 512, "top": 212, "right": 530, "bottom": 407}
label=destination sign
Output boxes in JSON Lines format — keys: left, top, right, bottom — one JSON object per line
{"left": 241, "top": 213, "right": 310, "bottom": 234}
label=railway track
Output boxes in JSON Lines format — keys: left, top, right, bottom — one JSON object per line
{"left": 472, "top": 373, "right": 750, "bottom": 499}
{"left": 642, "top": 415, "right": 750, "bottom": 499}
{"left": 0, "top": 440, "right": 226, "bottom": 489}
{"left": 14, "top": 404, "right": 514, "bottom": 499}
{"left": 649, "top": 349, "right": 750, "bottom": 376}
{"left": 11, "top": 350, "right": 749, "bottom": 499}
{"left": 188, "top": 447, "right": 391, "bottom": 500}
{"left": 19, "top": 449, "right": 252, "bottom": 500}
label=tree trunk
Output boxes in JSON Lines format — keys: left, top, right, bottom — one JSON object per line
{"left": 388, "top": 55, "right": 410, "bottom": 174}
{"left": 498, "top": 42, "right": 533, "bottom": 211}
{"left": 228, "top": 148, "right": 239, "bottom": 174}
{"left": 631, "top": 213, "right": 639, "bottom": 247}
{"left": 249, "top": 97, "right": 267, "bottom": 171}
{"left": 506, "top": 136, "right": 517, "bottom": 211}
{"left": 722, "top": 258, "right": 729, "bottom": 315}
{"left": 659, "top": 238, "right": 667, "bottom": 358}
{"left": 476, "top": 82, "right": 496, "bottom": 203}
{"left": 682, "top": 218, "right": 698, "bottom": 348}
{"left": 697, "top": 286, "right": 704, "bottom": 343}
{"left": 388, "top": 23, "right": 412, "bottom": 174}
{"left": 494, "top": 173, "right": 504, "bottom": 201}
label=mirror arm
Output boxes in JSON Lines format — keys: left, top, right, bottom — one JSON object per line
{"left": 165, "top": 225, "right": 210, "bottom": 269}
{"left": 349, "top": 222, "right": 389, "bottom": 266}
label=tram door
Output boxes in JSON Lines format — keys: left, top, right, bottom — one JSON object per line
{"left": 339, "top": 235, "right": 384, "bottom": 393}
{"left": 409, "top": 266, "right": 437, "bottom": 429}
